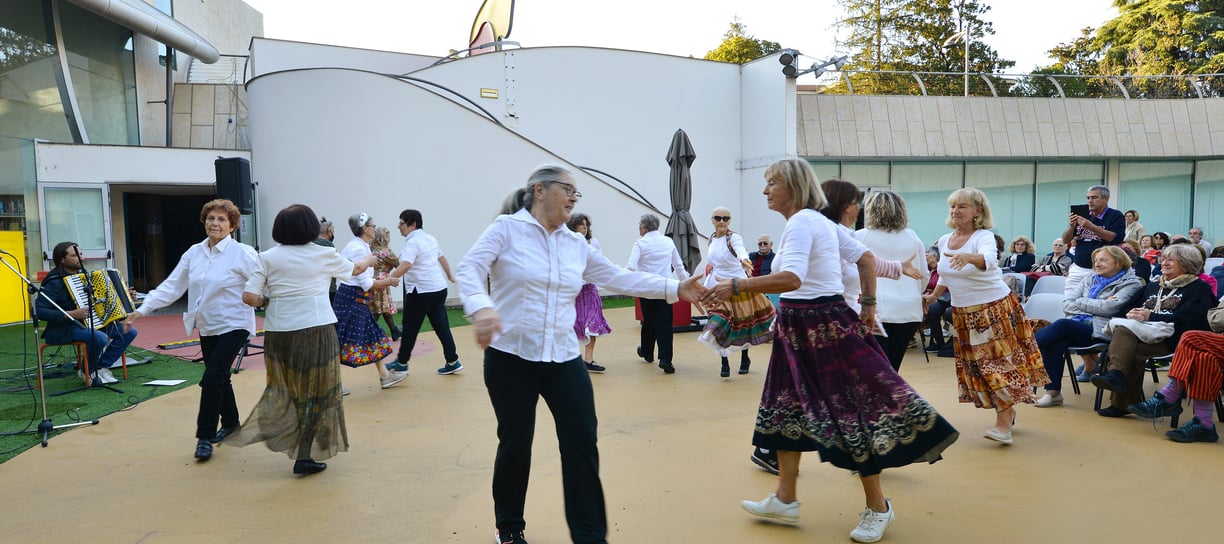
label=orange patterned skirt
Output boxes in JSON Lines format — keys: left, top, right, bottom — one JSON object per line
{"left": 950, "top": 293, "right": 1049, "bottom": 410}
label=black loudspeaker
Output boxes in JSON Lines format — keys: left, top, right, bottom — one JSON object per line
{"left": 215, "top": 157, "right": 253, "bottom": 214}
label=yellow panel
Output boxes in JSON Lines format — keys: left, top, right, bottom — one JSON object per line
{"left": 0, "top": 231, "right": 30, "bottom": 325}
{"left": 469, "top": 0, "right": 514, "bottom": 43}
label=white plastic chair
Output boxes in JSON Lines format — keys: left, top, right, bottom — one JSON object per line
{"left": 1205, "top": 257, "right": 1223, "bottom": 272}
{"left": 1030, "top": 275, "right": 1066, "bottom": 296}
{"left": 1023, "top": 293, "right": 1081, "bottom": 394}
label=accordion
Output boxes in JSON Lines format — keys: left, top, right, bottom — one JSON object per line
{"left": 63, "top": 269, "right": 136, "bottom": 329}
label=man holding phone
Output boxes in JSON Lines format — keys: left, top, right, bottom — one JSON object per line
{"left": 1061, "top": 185, "right": 1126, "bottom": 296}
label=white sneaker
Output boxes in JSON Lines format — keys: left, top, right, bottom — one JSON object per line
{"left": 380, "top": 370, "right": 408, "bottom": 389}
{"left": 850, "top": 499, "right": 895, "bottom": 543}
{"left": 341, "top": 386, "right": 351, "bottom": 396}
{"left": 983, "top": 427, "right": 1013, "bottom": 445}
{"left": 96, "top": 367, "right": 118, "bottom": 384}
{"left": 741, "top": 493, "right": 799, "bottom": 523}
{"left": 1034, "top": 392, "right": 1063, "bottom": 407}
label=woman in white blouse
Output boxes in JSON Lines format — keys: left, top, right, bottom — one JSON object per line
{"left": 701, "top": 160, "right": 956, "bottom": 544}
{"left": 855, "top": 190, "right": 928, "bottom": 371}
{"left": 921, "top": 188, "right": 1048, "bottom": 446}
{"left": 235, "top": 204, "right": 377, "bottom": 475}
{"left": 125, "top": 199, "right": 257, "bottom": 463}
{"left": 456, "top": 164, "right": 704, "bottom": 544}
{"left": 700, "top": 206, "right": 756, "bottom": 377}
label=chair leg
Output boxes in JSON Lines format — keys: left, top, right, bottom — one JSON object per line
{"left": 1063, "top": 352, "right": 1081, "bottom": 395}
{"left": 118, "top": 352, "right": 128, "bottom": 379}
{"left": 1216, "top": 393, "right": 1224, "bottom": 424}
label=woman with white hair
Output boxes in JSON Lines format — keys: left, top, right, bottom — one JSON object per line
{"left": 335, "top": 212, "right": 404, "bottom": 389}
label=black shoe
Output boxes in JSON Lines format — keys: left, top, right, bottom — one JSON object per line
{"left": 1127, "top": 392, "right": 1183, "bottom": 419}
{"left": 720, "top": 358, "right": 731, "bottom": 378}
{"left": 293, "top": 459, "right": 327, "bottom": 475}
{"left": 1097, "top": 406, "right": 1130, "bottom": 418}
{"left": 1090, "top": 370, "right": 1128, "bottom": 393}
{"left": 637, "top": 346, "right": 654, "bottom": 363}
{"left": 659, "top": 360, "right": 675, "bottom": 374}
{"left": 738, "top": 355, "right": 751, "bottom": 375}
{"left": 495, "top": 530, "right": 529, "bottom": 544}
{"left": 210, "top": 426, "right": 238, "bottom": 444}
{"left": 750, "top": 447, "right": 779, "bottom": 475}
{"left": 585, "top": 361, "right": 606, "bottom": 373}
{"left": 1166, "top": 417, "right": 1221, "bottom": 443}
{"left": 195, "top": 440, "right": 213, "bottom": 461}
{"left": 389, "top": 326, "right": 401, "bottom": 342}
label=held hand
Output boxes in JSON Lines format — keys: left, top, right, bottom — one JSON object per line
{"left": 677, "top": 275, "right": 709, "bottom": 306}
{"left": 700, "top": 277, "right": 733, "bottom": 308}
{"left": 901, "top": 253, "right": 923, "bottom": 280}
{"left": 472, "top": 307, "right": 502, "bottom": 350}
{"left": 386, "top": 276, "right": 400, "bottom": 288}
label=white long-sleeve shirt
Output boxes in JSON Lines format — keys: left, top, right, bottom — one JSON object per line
{"left": 704, "top": 231, "right": 748, "bottom": 288}
{"left": 245, "top": 243, "right": 356, "bottom": 332}
{"left": 626, "top": 230, "right": 691, "bottom": 281}
{"left": 775, "top": 210, "right": 867, "bottom": 299}
{"left": 135, "top": 236, "right": 257, "bottom": 337}
{"left": 458, "top": 209, "right": 680, "bottom": 363}
{"left": 338, "top": 237, "right": 374, "bottom": 291}
{"left": 856, "top": 227, "right": 928, "bottom": 323}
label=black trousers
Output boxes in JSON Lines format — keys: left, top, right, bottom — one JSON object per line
{"left": 196, "top": 329, "right": 248, "bottom": 440}
{"left": 397, "top": 288, "right": 459, "bottom": 364}
{"left": 483, "top": 348, "right": 606, "bottom": 544}
{"left": 875, "top": 321, "right": 921, "bottom": 371}
{"left": 924, "top": 298, "right": 952, "bottom": 347}
{"left": 638, "top": 298, "right": 674, "bottom": 363}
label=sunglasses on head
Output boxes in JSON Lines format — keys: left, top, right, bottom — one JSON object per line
{"left": 712, "top": 216, "right": 731, "bottom": 222}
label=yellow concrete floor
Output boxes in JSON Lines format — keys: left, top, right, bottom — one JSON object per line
{"left": 2, "top": 306, "right": 1224, "bottom": 543}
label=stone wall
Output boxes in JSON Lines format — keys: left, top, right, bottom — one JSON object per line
{"left": 171, "top": 83, "right": 250, "bottom": 150}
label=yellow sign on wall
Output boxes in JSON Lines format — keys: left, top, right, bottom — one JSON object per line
{"left": 0, "top": 231, "right": 30, "bottom": 325}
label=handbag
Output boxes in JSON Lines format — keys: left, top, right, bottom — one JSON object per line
{"left": 1105, "top": 317, "right": 1174, "bottom": 344}
{"left": 1208, "top": 300, "right": 1224, "bottom": 333}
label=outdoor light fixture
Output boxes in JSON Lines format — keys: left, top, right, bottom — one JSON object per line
{"left": 779, "top": 49, "right": 801, "bottom": 77}
{"left": 782, "top": 53, "right": 849, "bottom": 79}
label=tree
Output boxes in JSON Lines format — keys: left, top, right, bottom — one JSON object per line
{"left": 1012, "top": 27, "right": 1113, "bottom": 97}
{"left": 830, "top": 0, "right": 1015, "bottom": 95}
{"left": 703, "top": 17, "right": 782, "bottom": 64}
{"left": 1095, "top": 0, "right": 1224, "bottom": 96}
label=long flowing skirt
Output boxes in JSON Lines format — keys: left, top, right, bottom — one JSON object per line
{"left": 950, "top": 293, "right": 1049, "bottom": 409}
{"left": 573, "top": 283, "right": 611, "bottom": 344}
{"left": 753, "top": 297, "right": 958, "bottom": 476}
{"left": 229, "top": 325, "right": 348, "bottom": 461}
{"left": 333, "top": 283, "right": 393, "bottom": 367}
{"left": 698, "top": 291, "right": 775, "bottom": 356}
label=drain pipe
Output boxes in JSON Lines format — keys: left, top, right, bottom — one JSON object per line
{"left": 165, "top": 46, "right": 173, "bottom": 147}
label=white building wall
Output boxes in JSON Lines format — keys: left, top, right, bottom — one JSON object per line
{"left": 246, "top": 44, "right": 785, "bottom": 270}
{"left": 250, "top": 39, "right": 440, "bottom": 78}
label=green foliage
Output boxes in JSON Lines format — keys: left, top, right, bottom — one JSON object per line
{"left": 704, "top": 17, "right": 782, "bottom": 64}
{"left": 830, "top": 0, "right": 1014, "bottom": 95}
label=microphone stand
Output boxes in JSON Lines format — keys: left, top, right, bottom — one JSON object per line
{"left": 0, "top": 252, "right": 100, "bottom": 447}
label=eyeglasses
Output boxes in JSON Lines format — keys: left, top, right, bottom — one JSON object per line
{"left": 712, "top": 216, "right": 731, "bottom": 222}
{"left": 758, "top": 242, "right": 770, "bottom": 246}
{"left": 546, "top": 181, "right": 582, "bottom": 198}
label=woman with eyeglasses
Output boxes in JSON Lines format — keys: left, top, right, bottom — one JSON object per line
{"left": 457, "top": 164, "right": 706, "bottom": 544}
{"left": 334, "top": 212, "right": 404, "bottom": 389}
{"left": 698, "top": 207, "right": 763, "bottom": 377}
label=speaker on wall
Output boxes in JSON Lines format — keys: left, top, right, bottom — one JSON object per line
{"left": 215, "top": 157, "right": 253, "bottom": 214}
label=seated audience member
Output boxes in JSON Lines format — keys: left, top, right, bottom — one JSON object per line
{"left": 1170, "top": 239, "right": 1218, "bottom": 296}
{"left": 1091, "top": 245, "right": 1215, "bottom": 417}
{"left": 1121, "top": 241, "right": 1150, "bottom": 286}
{"left": 1000, "top": 235, "right": 1036, "bottom": 297}
{"left": 923, "top": 246, "right": 953, "bottom": 354}
{"left": 1189, "top": 227, "right": 1212, "bottom": 256}
{"left": 1024, "top": 238, "right": 1073, "bottom": 296}
{"left": 1124, "top": 209, "right": 1146, "bottom": 243}
{"left": 1033, "top": 246, "right": 1143, "bottom": 406}
{"left": 1128, "top": 297, "right": 1224, "bottom": 443}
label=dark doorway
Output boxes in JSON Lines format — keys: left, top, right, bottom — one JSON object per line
{"left": 123, "top": 192, "right": 212, "bottom": 292}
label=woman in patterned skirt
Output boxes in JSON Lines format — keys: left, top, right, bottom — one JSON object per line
{"left": 698, "top": 206, "right": 768, "bottom": 378}
{"left": 567, "top": 213, "right": 612, "bottom": 373}
{"left": 704, "top": 159, "right": 958, "bottom": 544}
{"left": 335, "top": 212, "right": 404, "bottom": 389}
{"left": 368, "top": 226, "right": 401, "bottom": 341}
{"left": 236, "top": 204, "right": 378, "bottom": 475}
{"left": 922, "top": 188, "right": 1048, "bottom": 446}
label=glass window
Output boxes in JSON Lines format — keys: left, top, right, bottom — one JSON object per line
{"left": 1193, "top": 160, "right": 1224, "bottom": 251}
{"left": 43, "top": 187, "right": 106, "bottom": 252}
{"left": 58, "top": 2, "right": 138, "bottom": 145}
{"left": 0, "top": 1, "right": 75, "bottom": 143}
{"left": 891, "top": 162, "right": 963, "bottom": 246}
{"left": 1118, "top": 161, "right": 1193, "bottom": 239}
{"left": 1034, "top": 162, "right": 1104, "bottom": 251}
{"left": 967, "top": 162, "right": 1035, "bottom": 243}
{"left": 808, "top": 161, "right": 840, "bottom": 183}
{"left": 841, "top": 162, "right": 890, "bottom": 186}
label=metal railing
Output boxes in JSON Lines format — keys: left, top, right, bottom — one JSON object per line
{"left": 808, "top": 70, "right": 1224, "bottom": 99}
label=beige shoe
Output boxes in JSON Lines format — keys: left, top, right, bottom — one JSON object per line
{"left": 380, "top": 370, "right": 408, "bottom": 389}
{"left": 983, "top": 427, "right": 1013, "bottom": 445}
{"left": 1034, "top": 392, "right": 1063, "bottom": 407}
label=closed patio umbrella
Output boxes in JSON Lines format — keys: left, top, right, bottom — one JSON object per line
{"left": 664, "top": 129, "right": 701, "bottom": 274}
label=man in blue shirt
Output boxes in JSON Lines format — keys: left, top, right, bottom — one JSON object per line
{"left": 1060, "top": 185, "right": 1126, "bottom": 297}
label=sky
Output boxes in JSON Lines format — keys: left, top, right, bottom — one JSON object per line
{"left": 241, "top": 0, "right": 1118, "bottom": 76}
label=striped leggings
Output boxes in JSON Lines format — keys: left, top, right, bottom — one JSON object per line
{"left": 1168, "top": 330, "right": 1224, "bottom": 401}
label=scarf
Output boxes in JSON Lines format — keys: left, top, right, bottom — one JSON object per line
{"left": 1159, "top": 273, "right": 1196, "bottom": 290}
{"left": 1071, "top": 269, "right": 1128, "bottom": 322}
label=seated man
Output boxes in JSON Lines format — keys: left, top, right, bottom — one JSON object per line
{"left": 1129, "top": 297, "right": 1224, "bottom": 443}
{"left": 34, "top": 241, "right": 137, "bottom": 385}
